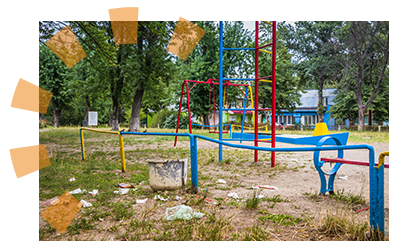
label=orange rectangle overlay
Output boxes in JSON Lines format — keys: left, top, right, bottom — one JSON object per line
{"left": 41, "top": 191, "right": 82, "bottom": 234}
{"left": 11, "top": 79, "right": 52, "bottom": 114}
{"left": 10, "top": 144, "right": 51, "bottom": 178}
{"left": 167, "top": 17, "right": 206, "bottom": 60}
{"left": 109, "top": 7, "right": 139, "bottom": 21}
{"left": 45, "top": 25, "right": 87, "bottom": 69}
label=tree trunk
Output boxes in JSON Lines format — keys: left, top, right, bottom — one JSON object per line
{"left": 52, "top": 103, "right": 61, "bottom": 128}
{"left": 358, "top": 108, "right": 365, "bottom": 131}
{"left": 128, "top": 88, "right": 145, "bottom": 132}
{"left": 203, "top": 114, "right": 210, "bottom": 126}
{"left": 111, "top": 98, "right": 119, "bottom": 131}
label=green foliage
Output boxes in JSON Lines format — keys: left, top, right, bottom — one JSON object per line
{"left": 163, "top": 112, "right": 189, "bottom": 129}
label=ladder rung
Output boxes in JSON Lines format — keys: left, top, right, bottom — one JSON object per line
{"left": 262, "top": 21, "right": 273, "bottom": 26}
{"left": 259, "top": 79, "right": 272, "bottom": 83}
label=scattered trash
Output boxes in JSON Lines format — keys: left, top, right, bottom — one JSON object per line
{"left": 251, "top": 185, "right": 260, "bottom": 189}
{"left": 355, "top": 206, "right": 370, "bottom": 213}
{"left": 118, "top": 220, "right": 124, "bottom": 223}
{"left": 116, "top": 183, "right": 135, "bottom": 188}
{"left": 136, "top": 198, "right": 148, "bottom": 204}
{"left": 258, "top": 185, "right": 278, "bottom": 190}
{"left": 99, "top": 218, "right": 104, "bottom": 222}
{"left": 114, "top": 188, "right": 130, "bottom": 195}
{"left": 80, "top": 200, "right": 92, "bottom": 207}
{"left": 256, "top": 195, "right": 265, "bottom": 199}
{"left": 339, "top": 176, "right": 348, "bottom": 180}
{"left": 174, "top": 196, "right": 182, "bottom": 201}
{"left": 70, "top": 188, "right": 87, "bottom": 194}
{"left": 69, "top": 177, "right": 76, "bottom": 182}
{"left": 88, "top": 189, "right": 99, "bottom": 196}
{"left": 216, "top": 179, "right": 227, "bottom": 184}
{"left": 154, "top": 195, "right": 169, "bottom": 201}
{"left": 227, "top": 193, "right": 240, "bottom": 199}
{"left": 42, "top": 197, "right": 58, "bottom": 205}
{"left": 139, "top": 181, "right": 146, "bottom": 185}
{"left": 165, "top": 205, "right": 204, "bottom": 220}
{"left": 291, "top": 159, "right": 299, "bottom": 163}
{"left": 195, "top": 195, "right": 213, "bottom": 202}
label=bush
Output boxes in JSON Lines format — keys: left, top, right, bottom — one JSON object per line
{"left": 150, "top": 109, "right": 175, "bottom": 128}
{"left": 163, "top": 113, "right": 189, "bottom": 129}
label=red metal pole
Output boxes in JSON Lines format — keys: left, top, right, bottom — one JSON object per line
{"left": 174, "top": 81, "right": 185, "bottom": 146}
{"left": 255, "top": 21, "right": 259, "bottom": 162}
{"left": 271, "top": 21, "right": 277, "bottom": 167}
{"left": 186, "top": 81, "right": 192, "bottom": 134}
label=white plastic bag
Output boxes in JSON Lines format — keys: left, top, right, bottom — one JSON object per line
{"left": 165, "top": 205, "right": 204, "bottom": 220}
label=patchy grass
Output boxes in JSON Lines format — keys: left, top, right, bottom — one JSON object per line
{"left": 39, "top": 127, "right": 387, "bottom": 241}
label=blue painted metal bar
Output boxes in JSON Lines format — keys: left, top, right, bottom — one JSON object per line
{"left": 222, "top": 78, "right": 255, "bottom": 81}
{"left": 117, "top": 131, "right": 383, "bottom": 233}
{"left": 223, "top": 48, "right": 255, "bottom": 51}
{"left": 222, "top": 108, "right": 255, "bottom": 111}
{"left": 219, "top": 21, "right": 223, "bottom": 162}
{"left": 191, "top": 123, "right": 230, "bottom": 127}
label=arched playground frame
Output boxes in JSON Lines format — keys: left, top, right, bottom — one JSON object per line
{"left": 79, "top": 21, "right": 388, "bottom": 235}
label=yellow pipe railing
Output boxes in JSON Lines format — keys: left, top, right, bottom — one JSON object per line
{"left": 259, "top": 49, "right": 272, "bottom": 54}
{"left": 262, "top": 21, "right": 273, "bottom": 26}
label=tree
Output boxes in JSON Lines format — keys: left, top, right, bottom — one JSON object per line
{"left": 282, "top": 21, "right": 343, "bottom": 122}
{"left": 337, "top": 21, "right": 389, "bottom": 131}
{"left": 39, "top": 45, "right": 74, "bottom": 127}
{"left": 257, "top": 22, "right": 303, "bottom": 118}
{"left": 127, "top": 21, "right": 176, "bottom": 132}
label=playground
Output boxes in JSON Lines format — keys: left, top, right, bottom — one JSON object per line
{"left": 37, "top": 21, "right": 389, "bottom": 241}
{"left": 39, "top": 127, "right": 389, "bottom": 241}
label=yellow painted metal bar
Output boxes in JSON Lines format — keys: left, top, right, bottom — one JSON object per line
{"left": 80, "top": 127, "right": 119, "bottom": 134}
{"left": 259, "top": 79, "right": 272, "bottom": 83}
{"left": 81, "top": 129, "right": 86, "bottom": 160}
{"left": 248, "top": 84, "right": 255, "bottom": 127}
{"left": 378, "top": 151, "right": 389, "bottom": 169}
{"left": 259, "top": 49, "right": 272, "bottom": 54}
{"left": 262, "top": 21, "right": 273, "bottom": 26}
{"left": 258, "top": 138, "right": 271, "bottom": 141}
{"left": 118, "top": 133, "right": 126, "bottom": 172}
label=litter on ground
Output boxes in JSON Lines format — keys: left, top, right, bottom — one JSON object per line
{"left": 339, "top": 176, "right": 348, "bottom": 180}
{"left": 69, "top": 177, "right": 76, "bottom": 182}
{"left": 116, "top": 183, "right": 136, "bottom": 188}
{"left": 174, "top": 196, "right": 182, "bottom": 201}
{"left": 70, "top": 188, "right": 87, "bottom": 194}
{"left": 136, "top": 198, "right": 148, "bottom": 204}
{"left": 114, "top": 188, "right": 130, "bottom": 195}
{"left": 256, "top": 194, "right": 265, "bottom": 199}
{"left": 165, "top": 205, "right": 204, "bottom": 220}
{"left": 227, "top": 192, "right": 240, "bottom": 199}
{"left": 155, "top": 195, "right": 169, "bottom": 201}
{"left": 258, "top": 185, "right": 278, "bottom": 190}
{"left": 88, "top": 189, "right": 99, "bottom": 196}
{"left": 80, "top": 200, "right": 92, "bottom": 207}
{"left": 216, "top": 179, "right": 227, "bottom": 184}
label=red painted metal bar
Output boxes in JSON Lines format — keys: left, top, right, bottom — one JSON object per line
{"left": 208, "top": 84, "right": 212, "bottom": 133}
{"left": 259, "top": 75, "right": 272, "bottom": 80}
{"left": 186, "top": 81, "right": 193, "bottom": 134}
{"left": 188, "top": 82, "right": 200, "bottom": 93}
{"left": 271, "top": 21, "right": 277, "bottom": 168}
{"left": 209, "top": 131, "right": 229, "bottom": 134}
{"left": 174, "top": 81, "right": 185, "bottom": 146}
{"left": 258, "top": 43, "right": 273, "bottom": 50}
{"left": 320, "top": 157, "right": 389, "bottom": 168}
{"left": 258, "top": 108, "right": 272, "bottom": 111}
{"left": 213, "top": 83, "right": 216, "bottom": 132}
{"left": 234, "top": 85, "right": 247, "bottom": 97}
{"left": 254, "top": 21, "right": 259, "bottom": 162}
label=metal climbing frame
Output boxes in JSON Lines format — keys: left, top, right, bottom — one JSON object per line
{"left": 219, "top": 21, "right": 277, "bottom": 165}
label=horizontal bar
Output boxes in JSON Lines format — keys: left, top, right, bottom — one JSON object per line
{"left": 223, "top": 48, "right": 255, "bottom": 51}
{"left": 222, "top": 138, "right": 254, "bottom": 141}
{"left": 258, "top": 43, "right": 273, "bottom": 49}
{"left": 209, "top": 131, "right": 229, "bottom": 134}
{"left": 257, "top": 108, "right": 272, "bottom": 111}
{"left": 262, "top": 21, "right": 273, "bottom": 25}
{"left": 222, "top": 78, "right": 255, "bottom": 81}
{"left": 259, "top": 75, "right": 272, "bottom": 79}
{"left": 80, "top": 127, "right": 119, "bottom": 134}
{"left": 320, "top": 157, "right": 389, "bottom": 168}
{"left": 191, "top": 123, "right": 230, "bottom": 127}
{"left": 259, "top": 49, "right": 272, "bottom": 54}
{"left": 222, "top": 108, "right": 255, "bottom": 111}
{"left": 259, "top": 79, "right": 272, "bottom": 83}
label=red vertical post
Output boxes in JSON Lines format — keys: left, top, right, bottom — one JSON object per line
{"left": 254, "top": 21, "right": 259, "bottom": 162}
{"left": 186, "top": 81, "right": 193, "bottom": 134}
{"left": 174, "top": 81, "right": 185, "bottom": 146}
{"left": 271, "top": 21, "right": 277, "bottom": 167}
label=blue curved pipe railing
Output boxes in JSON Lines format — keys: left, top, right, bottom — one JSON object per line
{"left": 118, "top": 131, "right": 384, "bottom": 234}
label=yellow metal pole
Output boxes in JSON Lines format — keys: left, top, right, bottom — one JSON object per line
{"left": 378, "top": 151, "right": 389, "bottom": 169}
{"left": 81, "top": 129, "right": 86, "bottom": 160}
{"left": 259, "top": 49, "right": 272, "bottom": 54}
{"left": 262, "top": 21, "right": 273, "bottom": 26}
{"left": 259, "top": 79, "right": 272, "bottom": 83}
{"left": 118, "top": 132, "right": 126, "bottom": 173}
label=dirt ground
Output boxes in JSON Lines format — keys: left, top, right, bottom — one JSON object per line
{"left": 40, "top": 134, "right": 389, "bottom": 240}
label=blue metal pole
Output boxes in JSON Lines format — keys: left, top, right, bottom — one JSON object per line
{"left": 189, "top": 135, "right": 199, "bottom": 193}
{"left": 219, "top": 21, "right": 223, "bottom": 162}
